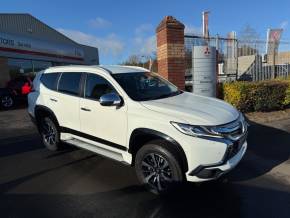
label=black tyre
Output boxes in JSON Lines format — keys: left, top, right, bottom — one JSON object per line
{"left": 135, "top": 140, "right": 184, "bottom": 194}
{"left": 40, "top": 116, "right": 61, "bottom": 151}
{"left": 1, "top": 95, "right": 14, "bottom": 109}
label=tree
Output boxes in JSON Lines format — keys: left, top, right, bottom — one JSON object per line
{"left": 121, "top": 53, "right": 158, "bottom": 72}
{"left": 122, "top": 55, "right": 142, "bottom": 66}
{"left": 238, "top": 24, "right": 261, "bottom": 56}
{"left": 239, "top": 24, "right": 260, "bottom": 43}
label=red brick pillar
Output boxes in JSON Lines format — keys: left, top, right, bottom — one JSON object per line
{"left": 156, "top": 16, "right": 185, "bottom": 90}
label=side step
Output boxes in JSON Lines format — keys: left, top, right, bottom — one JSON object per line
{"left": 64, "top": 138, "right": 124, "bottom": 162}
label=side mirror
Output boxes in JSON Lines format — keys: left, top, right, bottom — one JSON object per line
{"left": 99, "top": 93, "right": 122, "bottom": 106}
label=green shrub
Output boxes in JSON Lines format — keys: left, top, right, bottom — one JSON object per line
{"left": 283, "top": 78, "right": 290, "bottom": 106}
{"left": 223, "top": 82, "right": 256, "bottom": 112}
{"left": 222, "top": 79, "right": 290, "bottom": 112}
{"left": 252, "top": 81, "right": 288, "bottom": 111}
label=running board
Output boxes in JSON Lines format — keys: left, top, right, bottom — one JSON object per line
{"left": 64, "top": 138, "right": 124, "bottom": 162}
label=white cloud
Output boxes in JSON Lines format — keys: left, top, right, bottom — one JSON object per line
{"left": 57, "top": 28, "right": 124, "bottom": 56}
{"left": 184, "top": 25, "right": 202, "bottom": 36}
{"left": 133, "top": 35, "right": 156, "bottom": 55}
{"left": 135, "top": 24, "right": 153, "bottom": 35}
{"left": 88, "top": 17, "right": 111, "bottom": 29}
{"left": 132, "top": 23, "right": 156, "bottom": 56}
{"left": 131, "top": 23, "right": 156, "bottom": 56}
{"left": 280, "top": 20, "right": 288, "bottom": 30}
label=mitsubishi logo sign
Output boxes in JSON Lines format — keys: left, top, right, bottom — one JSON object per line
{"left": 204, "top": 46, "right": 211, "bottom": 56}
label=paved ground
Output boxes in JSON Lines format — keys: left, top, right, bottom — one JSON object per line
{"left": 0, "top": 109, "right": 290, "bottom": 218}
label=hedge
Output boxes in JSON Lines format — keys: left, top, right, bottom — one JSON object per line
{"left": 221, "top": 78, "right": 290, "bottom": 112}
{"left": 279, "top": 77, "right": 290, "bottom": 106}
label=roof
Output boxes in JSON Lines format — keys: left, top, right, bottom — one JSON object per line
{"left": 46, "top": 65, "right": 150, "bottom": 74}
{"left": 99, "top": 65, "right": 150, "bottom": 74}
{"left": 0, "top": 13, "right": 77, "bottom": 45}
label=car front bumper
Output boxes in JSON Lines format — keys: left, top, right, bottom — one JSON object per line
{"left": 186, "top": 139, "right": 247, "bottom": 182}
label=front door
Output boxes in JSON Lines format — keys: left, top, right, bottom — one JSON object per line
{"left": 79, "top": 73, "right": 127, "bottom": 149}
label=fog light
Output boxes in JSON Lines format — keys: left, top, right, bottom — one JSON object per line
{"left": 195, "top": 168, "right": 222, "bottom": 179}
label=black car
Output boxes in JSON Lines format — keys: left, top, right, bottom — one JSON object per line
{"left": 0, "top": 77, "right": 33, "bottom": 109}
{"left": 0, "top": 88, "right": 14, "bottom": 109}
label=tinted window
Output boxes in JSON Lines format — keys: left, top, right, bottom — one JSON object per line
{"left": 58, "top": 72, "right": 82, "bottom": 96}
{"left": 85, "top": 74, "right": 116, "bottom": 100}
{"left": 112, "top": 72, "right": 180, "bottom": 101}
{"left": 40, "top": 73, "right": 59, "bottom": 90}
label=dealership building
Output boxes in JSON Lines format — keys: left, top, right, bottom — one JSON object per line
{"left": 0, "top": 13, "right": 99, "bottom": 87}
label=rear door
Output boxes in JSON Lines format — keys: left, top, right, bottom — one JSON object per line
{"left": 55, "top": 72, "right": 82, "bottom": 131}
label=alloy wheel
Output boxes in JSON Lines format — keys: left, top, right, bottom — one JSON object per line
{"left": 42, "top": 120, "right": 56, "bottom": 146}
{"left": 1, "top": 96, "right": 13, "bottom": 108}
{"left": 141, "top": 153, "right": 173, "bottom": 191}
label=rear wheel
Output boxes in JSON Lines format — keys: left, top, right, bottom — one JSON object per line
{"left": 135, "top": 140, "right": 184, "bottom": 194}
{"left": 40, "top": 117, "right": 61, "bottom": 151}
{"left": 1, "top": 95, "right": 14, "bottom": 109}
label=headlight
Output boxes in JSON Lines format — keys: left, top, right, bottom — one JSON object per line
{"left": 170, "top": 122, "right": 222, "bottom": 138}
{"left": 171, "top": 113, "right": 247, "bottom": 139}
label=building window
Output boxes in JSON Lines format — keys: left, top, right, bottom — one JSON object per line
{"left": 0, "top": 57, "right": 79, "bottom": 88}
{"left": 8, "top": 59, "right": 53, "bottom": 80}
{"left": 8, "top": 59, "right": 33, "bottom": 79}
{"left": 32, "top": 60, "right": 52, "bottom": 73}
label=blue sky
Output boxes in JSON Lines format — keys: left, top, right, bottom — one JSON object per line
{"left": 2, "top": 0, "right": 290, "bottom": 64}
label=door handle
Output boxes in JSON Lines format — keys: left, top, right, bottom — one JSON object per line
{"left": 81, "top": 107, "right": 91, "bottom": 112}
{"left": 50, "top": 98, "right": 58, "bottom": 102}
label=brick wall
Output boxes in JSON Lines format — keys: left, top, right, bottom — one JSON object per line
{"left": 156, "top": 16, "right": 185, "bottom": 90}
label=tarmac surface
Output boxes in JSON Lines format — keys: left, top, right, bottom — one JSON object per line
{"left": 0, "top": 108, "right": 290, "bottom": 218}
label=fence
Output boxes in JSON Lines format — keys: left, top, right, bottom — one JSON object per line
{"left": 184, "top": 35, "right": 290, "bottom": 84}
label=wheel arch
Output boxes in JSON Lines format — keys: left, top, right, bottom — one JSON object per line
{"left": 129, "top": 128, "right": 188, "bottom": 172}
{"left": 34, "top": 105, "right": 59, "bottom": 129}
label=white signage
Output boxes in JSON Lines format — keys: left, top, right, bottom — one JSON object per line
{"left": 0, "top": 32, "right": 84, "bottom": 59}
{"left": 192, "top": 46, "right": 217, "bottom": 97}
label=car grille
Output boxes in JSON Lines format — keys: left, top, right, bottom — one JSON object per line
{"left": 225, "top": 134, "right": 247, "bottom": 160}
{"left": 215, "top": 116, "right": 247, "bottom": 141}
{"left": 218, "top": 116, "right": 248, "bottom": 160}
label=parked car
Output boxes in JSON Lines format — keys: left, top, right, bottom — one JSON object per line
{"left": 28, "top": 65, "right": 248, "bottom": 194}
{"left": 0, "top": 76, "right": 33, "bottom": 109}
{"left": 6, "top": 76, "right": 33, "bottom": 95}
{"left": 0, "top": 88, "right": 14, "bottom": 109}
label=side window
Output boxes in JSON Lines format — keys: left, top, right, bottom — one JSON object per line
{"left": 58, "top": 72, "right": 82, "bottom": 96}
{"left": 40, "top": 73, "right": 59, "bottom": 90}
{"left": 85, "top": 74, "right": 116, "bottom": 100}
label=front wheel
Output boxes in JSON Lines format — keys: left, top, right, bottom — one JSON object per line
{"left": 40, "top": 117, "right": 61, "bottom": 151}
{"left": 135, "top": 140, "right": 184, "bottom": 194}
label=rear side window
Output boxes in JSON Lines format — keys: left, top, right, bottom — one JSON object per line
{"left": 40, "top": 73, "right": 59, "bottom": 90}
{"left": 58, "top": 72, "right": 82, "bottom": 96}
{"left": 85, "top": 74, "right": 116, "bottom": 100}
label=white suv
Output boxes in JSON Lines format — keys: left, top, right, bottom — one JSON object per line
{"left": 28, "top": 65, "right": 247, "bottom": 194}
